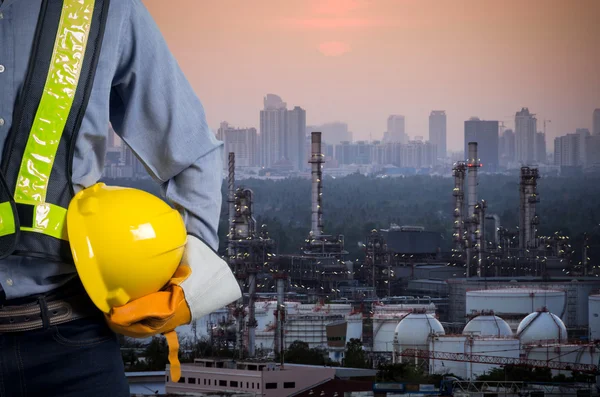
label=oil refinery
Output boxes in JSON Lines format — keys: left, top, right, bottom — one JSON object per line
{"left": 175, "top": 133, "right": 600, "bottom": 394}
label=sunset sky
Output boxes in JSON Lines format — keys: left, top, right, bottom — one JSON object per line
{"left": 143, "top": 0, "right": 600, "bottom": 151}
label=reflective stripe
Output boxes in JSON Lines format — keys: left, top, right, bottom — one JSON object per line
{"left": 0, "top": 202, "right": 16, "bottom": 237}
{"left": 14, "top": 0, "right": 96, "bottom": 205}
{"left": 20, "top": 203, "right": 68, "bottom": 241}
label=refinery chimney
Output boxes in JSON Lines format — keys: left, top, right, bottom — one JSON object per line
{"left": 228, "top": 152, "right": 235, "bottom": 256}
{"left": 467, "top": 142, "right": 480, "bottom": 218}
{"left": 310, "top": 132, "right": 324, "bottom": 237}
{"left": 519, "top": 167, "right": 540, "bottom": 252}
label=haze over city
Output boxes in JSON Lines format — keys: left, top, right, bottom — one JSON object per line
{"left": 143, "top": 0, "right": 600, "bottom": 150}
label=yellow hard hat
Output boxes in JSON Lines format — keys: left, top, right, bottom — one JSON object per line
{"left": 67, "top": 183, "right": 187, "bottom": 313}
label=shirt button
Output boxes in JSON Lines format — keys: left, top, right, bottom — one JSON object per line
{"left": 0, "top": 65, "right": 5, "bottom": 73}
{"left": 0, "top": 118, "right": 4, "bottom": 127}
{"left": 0, "top": 12, "right": 4, "bottom": 19}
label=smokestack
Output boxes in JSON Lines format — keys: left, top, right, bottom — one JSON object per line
{"left": 452, "top": 163, "right": 466, "bottom": 252}
{"left": 274, "top": 275, "right": 286, "bottom": 367}
{"left": 247, "top": 273, "right": 257, "bottom": 357}
{"left": 467, "top": 142, "right": 479, "bottom": 218}
{"left": 310, "top": 132, "right": 324, "bottom": 237}
{"left": 519, "top": 167, "right": 540, "bottom": 253}
{"left": 228, "top": 152, "right": 235, "bottom": 255}
{"left": 476, "top": 201, "right": 487, "bottom": 277}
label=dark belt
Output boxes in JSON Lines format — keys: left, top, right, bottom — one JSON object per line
{"left": 0, "top": 281, "right": 99, "bottom": 333}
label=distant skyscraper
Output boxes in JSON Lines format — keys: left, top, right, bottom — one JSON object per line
{"left": 585, "top": 135, "right": 600, "bottom": 168}
{"left": 259, "top": 94, "right": 306, "bottom": 171}
{"left": 260, "top": 94, "right": 287, "bottom": 168}
{"left": 554, "top": 130, "right": 588, "bottom": 167}
{"left": 217, "top": 122, "right": 258, "bottom": 167}
{"left": 594, "top": 109, "right": 600, "bottom": 136}
{"left": 429, "top": 110, "right": 447, "bottom": 159}
{"left": 535, "top": 132, "right": 547, "bottom": 164}
{"left": 576, "top": 128, "right": 591, "bottom": 166}
{"left": 464, "top": 118, "right": 499, "bottom": 171}
{"left": 384, "top": 115, "right": 408, "bottom": 144}
{"left": 515, "top": 108, "right": 537, "bottom": 165}
{"left": 499, "top": 129, "right": 516, "bottom": 165}
{"left": 287, "top": 106, "right": 306, "bottom": 171}
{"left": 307, "top": 122, "right": 352, "bottom": 145}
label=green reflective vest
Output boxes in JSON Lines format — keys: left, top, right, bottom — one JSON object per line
{"left": 0, "top": 0, "right": 109, "bottom": 263}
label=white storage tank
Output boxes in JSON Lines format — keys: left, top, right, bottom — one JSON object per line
{"left": 373, "top": 315, "right": 407, "bottom": 353}
{"left": 466, "top": 288, "right": 566, "bottom": 321}
{"left": 394, "top": 312, "right": 445, "bottom": 351}
{"left": 463, "top": 312, "right": 513, "bottom": 337}
{"left": 517, "top": 309, "right": 567, "bottom": 344}
{"left": 588, "top": 294, "right": 600, "bottom": 341}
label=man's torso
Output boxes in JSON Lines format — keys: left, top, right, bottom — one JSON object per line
{"left": 0, "top": 0, "right": 131, "bottom": 299}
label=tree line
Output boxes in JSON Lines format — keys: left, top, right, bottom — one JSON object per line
{"left": 104, "top": 173, "right": 600, "bottom": 263}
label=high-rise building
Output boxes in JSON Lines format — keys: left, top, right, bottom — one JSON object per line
{"left": 535, "top": 132, "right": 547, "bottom": 164}
{"left": 576, "top": 128, "right": 591, "bottom": 166}
{"left": 499, "top": 129, "right": 516, "bottom": 166}
{"left": 554, "top": 130, "right": 588, "bottom": 167}
{"left": 429, "top": 110, "right": 447, "bottom": 160}
{"left": 464, "top": 118, "right": 499, "bottom": 171}
{"left": 585, "top": 135, "right": 600, "bottom": 168}
{"left": 594, "top": 109, "right": 600, "bottom": 136}
{"left": 287, "top": 106, "right": 306, "bottom": 171}
{"left": 260, "top": 94, "right": 287, "bottom": 168}
{"left": 306, "top": 122, "right": 352, "bottom": 145}
{"left": 384, "top": 115, "right": 408, "bottom": 144}
{"left": 515, "top": 107, "right": 537, "bottom": 165}
{"left": 217, "top": 122, "right": 258, "bottom": 168}
{"left": 259, "top": 94, "right": 306, "bottom": 171}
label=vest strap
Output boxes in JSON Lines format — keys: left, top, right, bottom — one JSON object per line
{"left": 0, "top": 0, "right": 110, "bottom": 261}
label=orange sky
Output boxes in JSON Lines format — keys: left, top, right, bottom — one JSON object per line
{"left": 143, "top": 0, "right": 600, "bottom": 150}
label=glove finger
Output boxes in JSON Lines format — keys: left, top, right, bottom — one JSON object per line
{"left": 109, "top": 291, "right": 174, "bottom": 325}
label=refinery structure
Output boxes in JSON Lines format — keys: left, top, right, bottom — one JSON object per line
{"left": 182, "top": 134, "right": 600, "bottom": 391}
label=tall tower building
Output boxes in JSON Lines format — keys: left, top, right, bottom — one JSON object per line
{"left": 594, "top": 109, "right": 600, "bottom": 136}
{"left": 260, "top": 94, "right": 287, "bottom": 168}
{"left": 384, "top": 115, "right": 408, "bottom": 144}
{"left": 429, "top": 110, "right": 447, "bottom": 160}
{"left": 500, "top": 129, "right": 516, "bottom": 165}
{"left": 287, "top": 106, "right": 307, "bottom": 171}
{"left": 535, "top": 132, "right": 547, "bottom": 164}
{"left": 217, "top": 122, "right": 258, "bottom": 168}
{"left": 515, "top": 108, "right": 537, "bottom": 165}
{"left": 464, "top": 118, "right": 499, "bottom": 171}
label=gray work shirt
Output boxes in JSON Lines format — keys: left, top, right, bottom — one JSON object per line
{"left": 0, "top": 0, "right": 223, "bottom": 299}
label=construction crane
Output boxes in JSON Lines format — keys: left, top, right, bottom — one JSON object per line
{"left": 397, "top": 348, "right": 599, "bottom": 374}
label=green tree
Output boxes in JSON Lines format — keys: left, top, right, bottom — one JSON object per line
{"left": 144, "top": 336, "right": 170, "bottom": 371}
{"left": 343, "top": 338, "right": 370, "bottom": 368}
{"left": 284, "top": 340, "right": 329, "bottom": 365}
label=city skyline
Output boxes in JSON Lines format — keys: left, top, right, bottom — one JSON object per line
{"left": 143, "top": 0, "right": 599, "bottom": 151}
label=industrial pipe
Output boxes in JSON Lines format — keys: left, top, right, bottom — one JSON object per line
{"left": 310, "top": 132, "right": 324, "bottom": 237}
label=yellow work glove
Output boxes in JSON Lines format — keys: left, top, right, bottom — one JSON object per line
{"left": 104, "top": 235, "right": 242, "bottom": 382}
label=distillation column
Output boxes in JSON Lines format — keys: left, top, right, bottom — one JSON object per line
{"left": 247, "top": 272, "right": 257, "bottom": 357}
{"left": 466, "top": 142, "right": 481, "bottom": 277}
{"left": 519, "top": 167, "right": 540, "bottom": 254}
{"left": 228, "top": 152, "right": 235, "bottom": 256}
{"left": 310, "top": 132, "right": 324, "bottom": 237}
{"left": 475, "top": 200, "right": 487, "bottom": 277}
{"left": 274, "top": 274, "right": 286, "bottom": 366}
{"left": 452, "top": 163, "right": 466, "bottom": 252}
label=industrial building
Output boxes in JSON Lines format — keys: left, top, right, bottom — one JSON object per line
{"left": 167, "top": 131, "right": 600, "bottom": 397}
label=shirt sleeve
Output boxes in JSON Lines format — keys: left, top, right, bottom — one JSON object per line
{"left": 108, "top": 0, "right": 223, "bottom": 251}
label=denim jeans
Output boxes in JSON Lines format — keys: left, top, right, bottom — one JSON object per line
{"left": 0, "top": 313, "right": 130, "bottom": 397}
